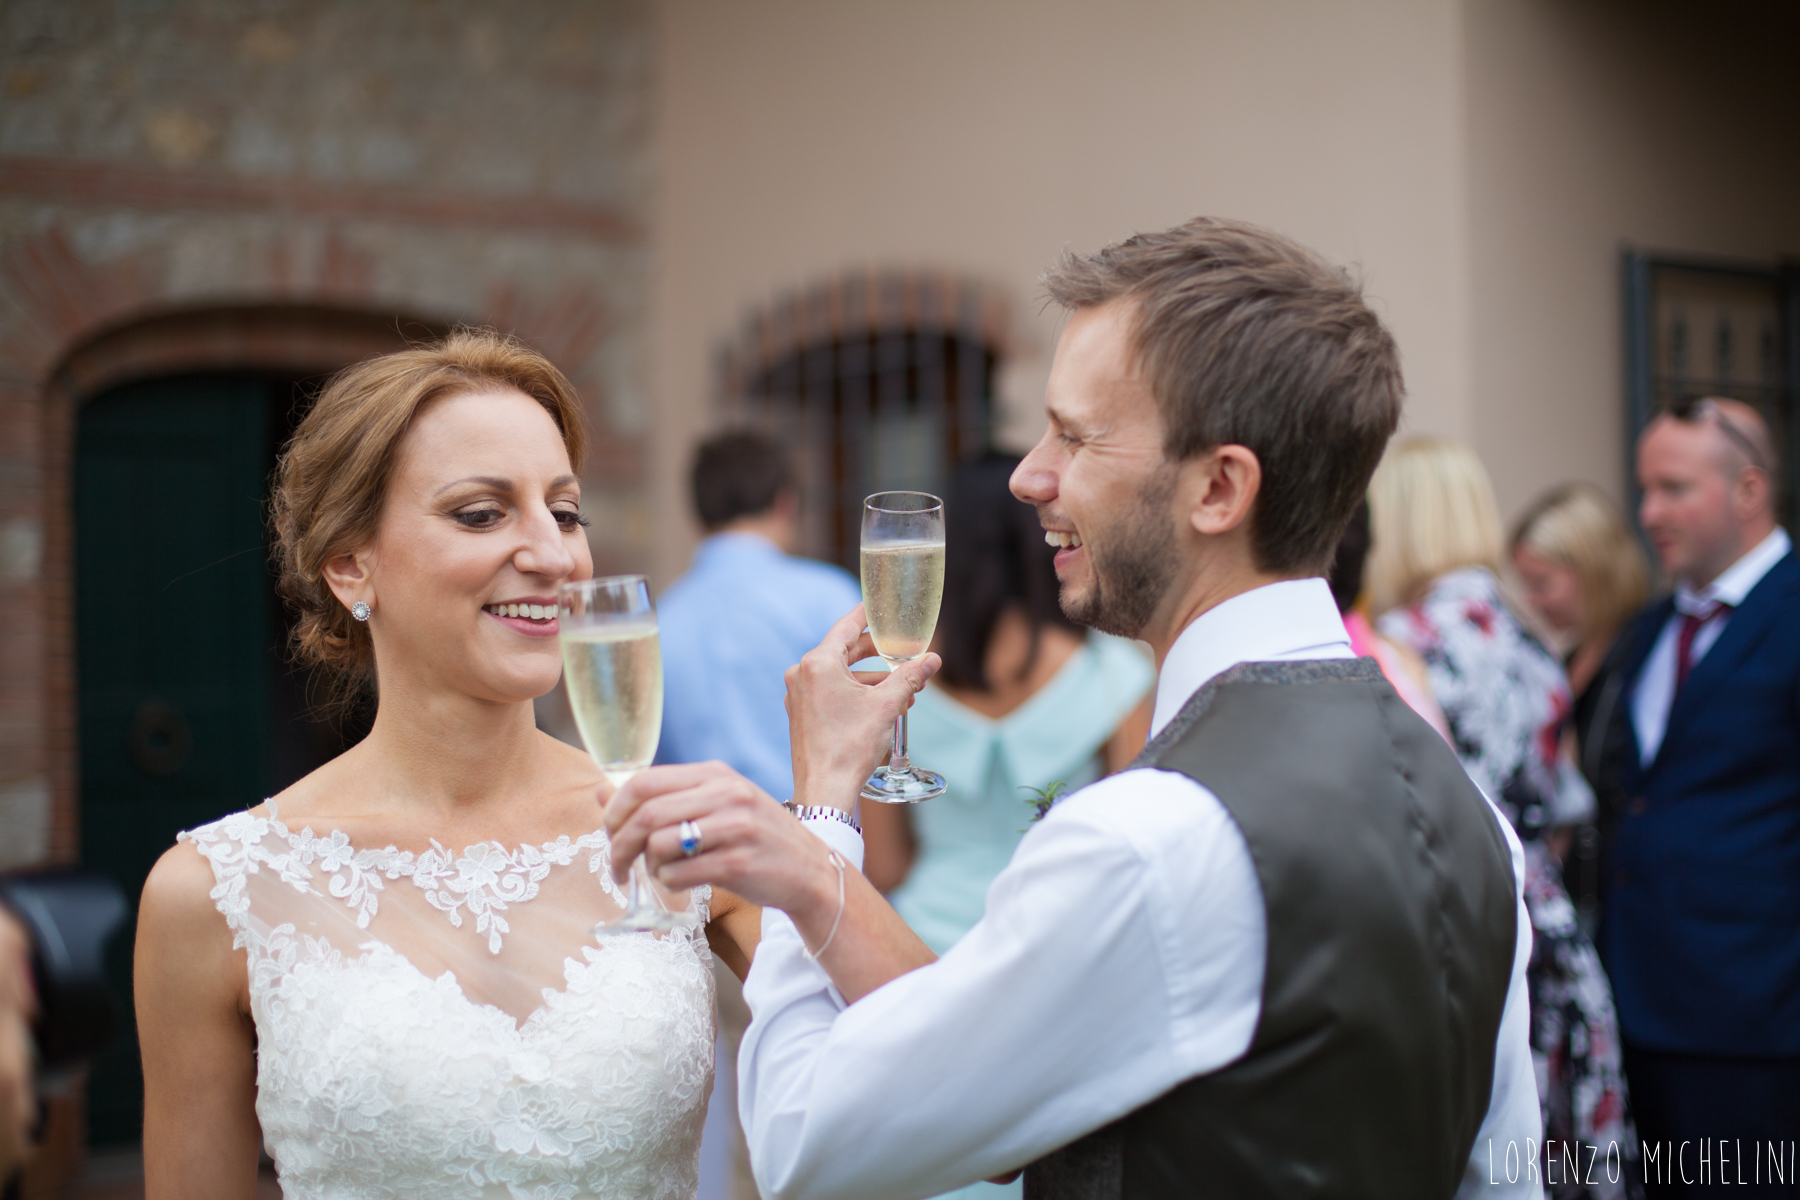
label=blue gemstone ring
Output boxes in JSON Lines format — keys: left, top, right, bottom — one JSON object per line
{"left": 678, "top": 820, "right": 702, "bottom": 858}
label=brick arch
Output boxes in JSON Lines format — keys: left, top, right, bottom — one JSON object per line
{"left": 36, "top": 302, "right": 453, "bottom": 864}
{"left": 50, "top": 302, "right": 457, "bottom": 404}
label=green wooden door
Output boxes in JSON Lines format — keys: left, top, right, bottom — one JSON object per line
{"left": 75, "top": 376, "right": 275, "bottom": 1145}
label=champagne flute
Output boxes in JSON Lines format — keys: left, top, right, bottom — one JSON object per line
{"left": 559, "top": 575, "right": 698, "bottom": 935}
{"left": 859, "top": 491, "right": 948, "bottom": 803}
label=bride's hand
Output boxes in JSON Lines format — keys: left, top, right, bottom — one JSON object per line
{"left": 603, "top": 764, "right": 831, "bottom": 912}
{"left": 786, "top": 604, "right": 939, "bottom": 811}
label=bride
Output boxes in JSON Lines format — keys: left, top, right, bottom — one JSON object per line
{"left": 134, "top": 330, "right": 759, "bottom": 1199}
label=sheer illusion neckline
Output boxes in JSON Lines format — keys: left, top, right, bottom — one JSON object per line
{"left": 238, "top": 799, "right": 624, "bottom": 954}
{"left": 260, "top": 798, "right": 612, "bottom": 864}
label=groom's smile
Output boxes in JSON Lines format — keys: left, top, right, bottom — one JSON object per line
{"left": 1014, "top": 298, "right": 1181, "bottom": 641}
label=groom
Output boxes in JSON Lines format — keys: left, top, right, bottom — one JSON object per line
{"left": 610, "top": 218, "right": 1540, "bottom": 1199}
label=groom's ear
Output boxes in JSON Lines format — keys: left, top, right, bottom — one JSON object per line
{"left": 1186, "top": 445, "right": 1262, "bottom": 539}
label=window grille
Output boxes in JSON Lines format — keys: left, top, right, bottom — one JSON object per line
{"left": 1624, "top": 250, "right": 1800, "bottom": 526}
{"left": 718, "top": 270, "right": 1006, "bottom": 568}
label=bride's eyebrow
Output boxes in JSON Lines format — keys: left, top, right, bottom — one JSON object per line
{"left": 434, "top": 475, "right": 514, "bottom": 498}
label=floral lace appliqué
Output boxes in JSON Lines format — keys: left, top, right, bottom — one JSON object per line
{"left": 188, "top": 802, "right": 631, "bottom": 955}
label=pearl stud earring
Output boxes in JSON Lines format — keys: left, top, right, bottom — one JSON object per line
{"left": 351, "top": 601, "right": 371, "bottom": 622}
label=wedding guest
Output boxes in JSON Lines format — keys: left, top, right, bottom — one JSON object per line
{"left": 863, "top": 453, "right": 1153, "bottom": 957}
{"left": 1509, "top": 483, "right": 1650, "bottom": 931}
{"left": 1327, "top": 498, "right": 1449, "bottom": 740}
{"left": 656, "top": 429, "right": 860, "bottom": 798}
{"left": 1368, "top": 437, "right": 1635, "bottom": 1195}
{"left": 1604, "top": 396, "right": 1799, "bottom": 1185}
{"left": 1510, "top": 482, "right": 1650, "bottom": 778}
{"left": 610, "top": 218, "right": 1539, "bottom": 1199}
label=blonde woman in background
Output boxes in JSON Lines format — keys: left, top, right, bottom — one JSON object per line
{"left": 1368, "top": 438, "right": 1638, "bottom": 1199}
{"left": 1510, "top": 483, "right": 1651, "bottom": 782}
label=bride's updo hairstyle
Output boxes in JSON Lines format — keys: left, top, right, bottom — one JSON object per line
{"left": 272, "top": 328, "right": 586, "bottom": 698}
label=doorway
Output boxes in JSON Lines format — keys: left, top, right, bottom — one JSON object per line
{"left": 74, "top": 372, "right": 367, "bottom": 1145}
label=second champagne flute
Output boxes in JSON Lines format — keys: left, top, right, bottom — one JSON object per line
{"left": 558, "top": 575, "right": 699, "bottom": 935}
{"left": 860, "top": 491, "right": 948, "bottom": 803}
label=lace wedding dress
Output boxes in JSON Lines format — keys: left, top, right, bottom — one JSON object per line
{"left": 179, "top": 802, "right": 716, "bottom": 1200}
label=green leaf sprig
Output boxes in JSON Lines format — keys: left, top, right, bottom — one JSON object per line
{"left": 1020, "top": 780, "right": 1070, "bottom": 829}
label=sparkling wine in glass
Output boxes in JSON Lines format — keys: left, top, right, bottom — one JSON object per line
{"left": 559, "top": 575, "right": 698, "bottom": 935}
{"left": 860, "top": 491, "right": 948, "bottom": 803}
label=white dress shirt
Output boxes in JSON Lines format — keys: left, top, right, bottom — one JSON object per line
{"left": 1630, "top": 527, "right": 1791, "bottom": 765}
{"left": 750, "top": 577, "right": 1542, "bottom": 1200}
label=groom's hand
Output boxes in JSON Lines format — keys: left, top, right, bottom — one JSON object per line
{"left": 604, "top": 764, "right": 836, "bottom": 914}
{"left": 787, "top": 604, "right": 939, "bottom": 811}
{"left": 605, "top": 761, "right": 940, "bottom": 1003}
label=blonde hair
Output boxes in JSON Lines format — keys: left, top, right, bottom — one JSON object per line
{"left": 1509, "top": 482, "right": 1650, "bottom": 643}
{"left": 271, "top": 328, "right": 586, "bottom": 700}
{"left": 1365, "top": 437, "right": 1504, "bottom": 614}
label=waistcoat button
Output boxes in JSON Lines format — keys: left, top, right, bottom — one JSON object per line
{"left": 1627, "top": 796, "right": 1647, "bottom": 817}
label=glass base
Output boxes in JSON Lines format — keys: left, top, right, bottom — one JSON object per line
{"left": 861, "top": 765, "right": 947, "bottom": 804}
{"left": 592, "top": 907, "right": 701, "bottom": 937}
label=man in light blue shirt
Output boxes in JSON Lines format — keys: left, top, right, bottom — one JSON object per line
{"left": 655, "top": 430, "right": 861, "bottom": 799}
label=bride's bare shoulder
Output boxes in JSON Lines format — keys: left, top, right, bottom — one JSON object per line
{"left": 138, "top": 835, "right": 250, "bottom": 1036}
{"left": 138, "top": 835, "right": 237, "bottom": 973}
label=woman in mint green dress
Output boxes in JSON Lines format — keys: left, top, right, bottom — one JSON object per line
{"left": 862, "top": 456, "right": 1153, "bottom": 1200}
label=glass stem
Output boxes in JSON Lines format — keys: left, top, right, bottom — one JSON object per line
{"left": 889, "top": 710, "right": 911, "bottom": 773}
{"left": 626, "top": 860, "right": 645, "bottom": 912}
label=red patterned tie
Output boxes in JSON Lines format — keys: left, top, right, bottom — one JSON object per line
{"left": 1674, "top": 600, "right": 1731, "bottom": 693}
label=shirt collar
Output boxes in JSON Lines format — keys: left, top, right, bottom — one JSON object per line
{"left": 1150, "top": 577, "right": 1352, "bottom": 736}
{"left": 1674, "top": 526, "right": 1791, "bottom": 613}
{"left": 693, "top": 530, "right": 785, "bottom": 568}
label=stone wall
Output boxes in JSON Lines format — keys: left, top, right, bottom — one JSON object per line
{"left": 0, "top": 0, "right": 655, "bottom": 868}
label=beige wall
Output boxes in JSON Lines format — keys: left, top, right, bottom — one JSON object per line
{"left": 650, "top": 0, "right": 1476, "bottom": 585}
{"left": 650, "top": 0, "right": 1800, "bottom": 587}
{"left": 1463, "top": 0, "right": 1800, "bottom": 523}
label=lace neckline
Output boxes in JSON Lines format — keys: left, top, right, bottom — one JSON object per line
{"left": 217, "top": 801, "right": 623, "bottom": 953}
{"left": 260, "top": 798, "right": 611, "bottom": 863}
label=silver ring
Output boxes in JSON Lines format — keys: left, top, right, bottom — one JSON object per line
{"left": 678, "top": 819, "right": 702, "bottom": 858}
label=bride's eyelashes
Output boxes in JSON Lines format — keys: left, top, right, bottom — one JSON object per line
{"left": 454, "top": 506, "right": 506, "bottom": 529}
{"left": 448, "top": 504, "right": 589, "bottom": 530}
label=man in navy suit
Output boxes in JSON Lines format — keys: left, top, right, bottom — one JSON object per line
{"left": 1605, "top": 396, "right": 1798, "bottom": 1193}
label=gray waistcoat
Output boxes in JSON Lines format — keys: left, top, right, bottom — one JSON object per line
{"left": 1023, "top": 659, "right": 1517, "bottom": 1200}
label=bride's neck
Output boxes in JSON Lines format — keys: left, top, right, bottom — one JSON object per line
{"left": 351, "top": 673, "right": 549, "bottom": 821}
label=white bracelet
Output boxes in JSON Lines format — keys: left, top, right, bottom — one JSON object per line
{"left": 802, "top": 850, "right": 848, "bottom": 962}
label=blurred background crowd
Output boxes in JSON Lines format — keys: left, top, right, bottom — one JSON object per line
{"left": 1, "top": 2, "right": 1796, "bottom": 1198}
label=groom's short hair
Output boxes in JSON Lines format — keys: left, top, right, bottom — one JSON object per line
{"left": 1043, "top": 217, "right": 1403, "bottom": 574}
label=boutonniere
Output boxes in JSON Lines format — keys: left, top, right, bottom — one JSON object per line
{"left": 1020, "top": 781, "right": 1070, "bottom": 828}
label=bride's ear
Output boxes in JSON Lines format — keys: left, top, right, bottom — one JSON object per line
{"left": 322, "top": 545, "right": 375, "bottom": 611}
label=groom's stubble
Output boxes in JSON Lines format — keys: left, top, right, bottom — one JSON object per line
{"left": 1053, "top": 458, "right": 1181, "bottom": 640}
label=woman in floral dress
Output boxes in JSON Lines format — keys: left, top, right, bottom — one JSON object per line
{"left": 1368, "top": 438, "right": 1640, "bottom": 1200}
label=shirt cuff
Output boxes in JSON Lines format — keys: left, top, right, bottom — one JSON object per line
{"left": 797, "top": 813, "right": 865, "bottom": 871}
